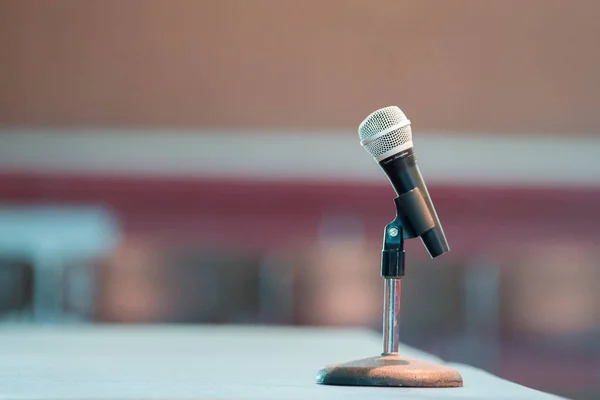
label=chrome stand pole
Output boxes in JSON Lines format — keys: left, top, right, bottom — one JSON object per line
{"left": 383, "top": 278, "right": 402, "bottom": 354}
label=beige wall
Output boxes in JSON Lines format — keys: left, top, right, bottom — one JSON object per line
{"left": 1, "top": 0, "right": 600, "bottom": 134}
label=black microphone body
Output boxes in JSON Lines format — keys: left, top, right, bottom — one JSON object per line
{"left": 379, "top": 148, "right": 449, "bottom": 258}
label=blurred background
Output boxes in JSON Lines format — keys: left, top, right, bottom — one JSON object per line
{"left": 1, "top": 0, "right": 600, "bottom": 398}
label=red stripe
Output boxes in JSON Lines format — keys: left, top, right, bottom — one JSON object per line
{"left": 1, "top": 172, "right": 598, "bottom": 257}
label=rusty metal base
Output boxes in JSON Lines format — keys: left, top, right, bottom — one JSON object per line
{"left": 316, "top": 353, "right": 463, "bottom": 387}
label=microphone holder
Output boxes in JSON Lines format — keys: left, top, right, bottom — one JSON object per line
{"left": 316, "top": 193, "right": 463, "bottom": 388}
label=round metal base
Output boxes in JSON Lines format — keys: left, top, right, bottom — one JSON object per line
{"left": 316, "top": 354, "right": 463, "bottom": 388}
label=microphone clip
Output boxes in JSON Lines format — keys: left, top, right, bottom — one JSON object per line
{"left": 393, "top": 187, "right": 435, "bottom": 240}
{"left": 381, "top": 219, "right": 405, "bottom": 278}
{"left": 381, "top": 188, "right": 437, "bottom": 278}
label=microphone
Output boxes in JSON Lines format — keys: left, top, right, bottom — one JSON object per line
{"left": 358, "top": 106, "right": 449, "bottom": 258}
{"left": 317, "top": 107, "right": 463, "bottom": 389}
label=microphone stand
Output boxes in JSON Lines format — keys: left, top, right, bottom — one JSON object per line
{"left": 316, "top": 196, "right": 463, "bottom": 388}
{"left": 381, "top": 217, "right": 404, "bottom": 355}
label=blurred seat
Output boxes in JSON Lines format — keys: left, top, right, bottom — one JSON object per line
{"left": 0, "top": 258, "right": 33, "bottom": 319}
{"left": 0, "top": 205, "right": 120, "bottom": 323}
{"left": 93, "top": 242, "right": 263, "bottom": 324}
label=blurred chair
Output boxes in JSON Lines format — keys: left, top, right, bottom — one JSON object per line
{"left": 0, "top": 205, "right": 120, "bottom": 323}
{"left": 0, "top": 258, "right": 33, "bottom": 319}
{"left": 94, "top": 242, "right": 263, "bottom": 324}
{"left": 456, "top": 257, "right": 501, "bottom": 371}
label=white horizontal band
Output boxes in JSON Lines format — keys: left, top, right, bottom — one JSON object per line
{"left": 359, "top": 119, "right": 411, "bottom": 146}
{"left": 1, "top": 130, "right": 600, "bottom": 186}
{"left": 374, "top": 141, "right": 414, "bottom": 162}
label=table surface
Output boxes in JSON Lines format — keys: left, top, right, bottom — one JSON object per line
{"left": 0, "top": 325, "right": 566, "bottom": 400}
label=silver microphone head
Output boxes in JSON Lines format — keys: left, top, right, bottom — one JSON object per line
{"left": 358, "top": 106, "right": 414, "bottom": 162}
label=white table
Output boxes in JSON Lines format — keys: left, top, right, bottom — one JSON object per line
{"left": 0, "top": 325, "right": 566, "bottom": 399}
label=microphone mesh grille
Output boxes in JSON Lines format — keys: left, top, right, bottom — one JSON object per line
{"left": 362, "top": 125, "right": 412, "bottom": 158}
{"left": 358, "top": 106, "right": 410, "bottom": 141}
{"left": 358, "top": 106, "right": 413, "bottom": 159}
